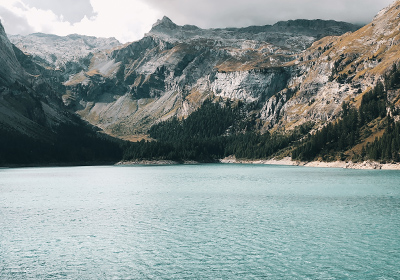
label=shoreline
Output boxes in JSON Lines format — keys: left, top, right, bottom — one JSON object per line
{"left": 219, "top": 156, "right": 400, "bottom": 170}
{"left": 3, "top": 158, "right": 400, "bottom": 170}
{"left": 116, "top": 157, "right": 400, "bottom": 170}
{"left": 115, "top": 160, "right": 200, "bottom": 165}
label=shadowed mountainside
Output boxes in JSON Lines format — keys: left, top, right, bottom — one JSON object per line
{"left": 0, "top": 21, "right": 122, "bottom": 166}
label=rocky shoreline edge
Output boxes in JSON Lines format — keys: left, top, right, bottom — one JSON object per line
{"left": 116, "top": 157, "right": 400, "bottom": 170}
{"left": 115, "top": 160, "right": 199, "bottom": 166}
{"left": 219, "top": 156, "right": 400, "bottom": 170}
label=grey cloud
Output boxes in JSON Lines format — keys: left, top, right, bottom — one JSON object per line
{"left": 144, "top": 0, "right": 394, "bottom": 28}
{"left": 0, "top": 6, "right": 35, "bottom": 35}
{"left": 23, "top": 0, "right": 96, "bottom": 23}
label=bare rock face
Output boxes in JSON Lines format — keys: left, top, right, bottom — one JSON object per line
{"left": 0, "top": 24, "right": 124, "bottom": 165}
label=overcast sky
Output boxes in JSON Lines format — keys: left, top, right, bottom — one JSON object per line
{"left": 0, "top": 0, "right": 394, "bottom": 43}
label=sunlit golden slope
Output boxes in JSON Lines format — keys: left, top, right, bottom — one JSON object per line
{"left": 263, "top": 1, "right": 400, "bottom": 131}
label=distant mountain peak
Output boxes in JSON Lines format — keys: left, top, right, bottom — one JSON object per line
{"left": 151, "top": 16, "right": 178, "bottom": 30}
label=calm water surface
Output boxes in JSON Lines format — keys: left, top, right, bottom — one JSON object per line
{"left": 0, "top": 164, "right": 399, "bottom": 279}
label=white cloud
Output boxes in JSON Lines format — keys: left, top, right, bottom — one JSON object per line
{"left": 0, "top": 0, "right": 162, "bottom": 43}
{"left": 23, "top": 0, "right": 96, "bottom": 23}
{"left": 0, "top": 0, "right": 395, "bottom": 43}
{"left": 72, "top": 0, "right": 162, "bottom": 42}
{"left": 1, "top": 0, "right": 73, "bottom": 35}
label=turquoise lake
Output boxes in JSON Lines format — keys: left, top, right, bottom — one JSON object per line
{"left": 1, "top": 164, "right": 399, "bottom": 279}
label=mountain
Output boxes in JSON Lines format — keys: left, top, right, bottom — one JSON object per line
{"left": 0, "top": 21, "right": 122, "bottom": 166}
{"left": 3, "top": 0, "right": 400, "bottom": 165}
{"left": 60, "top": 17, "right": 360, "bottom": 140}
{"left": 9, "top": 33, "right": 121, "bottom": 71}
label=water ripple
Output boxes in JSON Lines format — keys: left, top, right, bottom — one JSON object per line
{"left": 0, "top": 165, "right": 399, "bottom": 279}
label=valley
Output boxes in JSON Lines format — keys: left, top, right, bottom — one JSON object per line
{"left": 1, "top": 1, "right": 400, "bottom": 165}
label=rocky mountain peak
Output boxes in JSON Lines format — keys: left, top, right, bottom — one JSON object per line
{"left": 151, "top": 16, "right": 178, "bottom": 31}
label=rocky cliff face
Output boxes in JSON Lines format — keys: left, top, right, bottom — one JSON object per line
{"left": 61, "top": 17, "right": 361, "bottom": 139}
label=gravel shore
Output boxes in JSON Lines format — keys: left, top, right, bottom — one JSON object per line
{"left": 219, "top": 156, "right": 400, "bottom": 170}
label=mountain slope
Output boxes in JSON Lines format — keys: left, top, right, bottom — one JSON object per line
{"left": 0, "top": 21, "right": 122, "bottom": 165}
{"left": 0, "top": 20, "right": 57, "bottom": 140}
{"left": 261, "top": 0, "right": 400, "bottom": 131}
{"left": 0, "top": 21, "right": 25, "bottom": 86}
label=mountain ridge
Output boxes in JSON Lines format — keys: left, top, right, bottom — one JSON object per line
{"left": 56, "top": 16, "right": 363, "bottom": 139}
{"left": 9, "top": 32, "right": 121, "bottom": 72}
{"left": 147, "top": 17, "right": 362, "bottom": 50}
